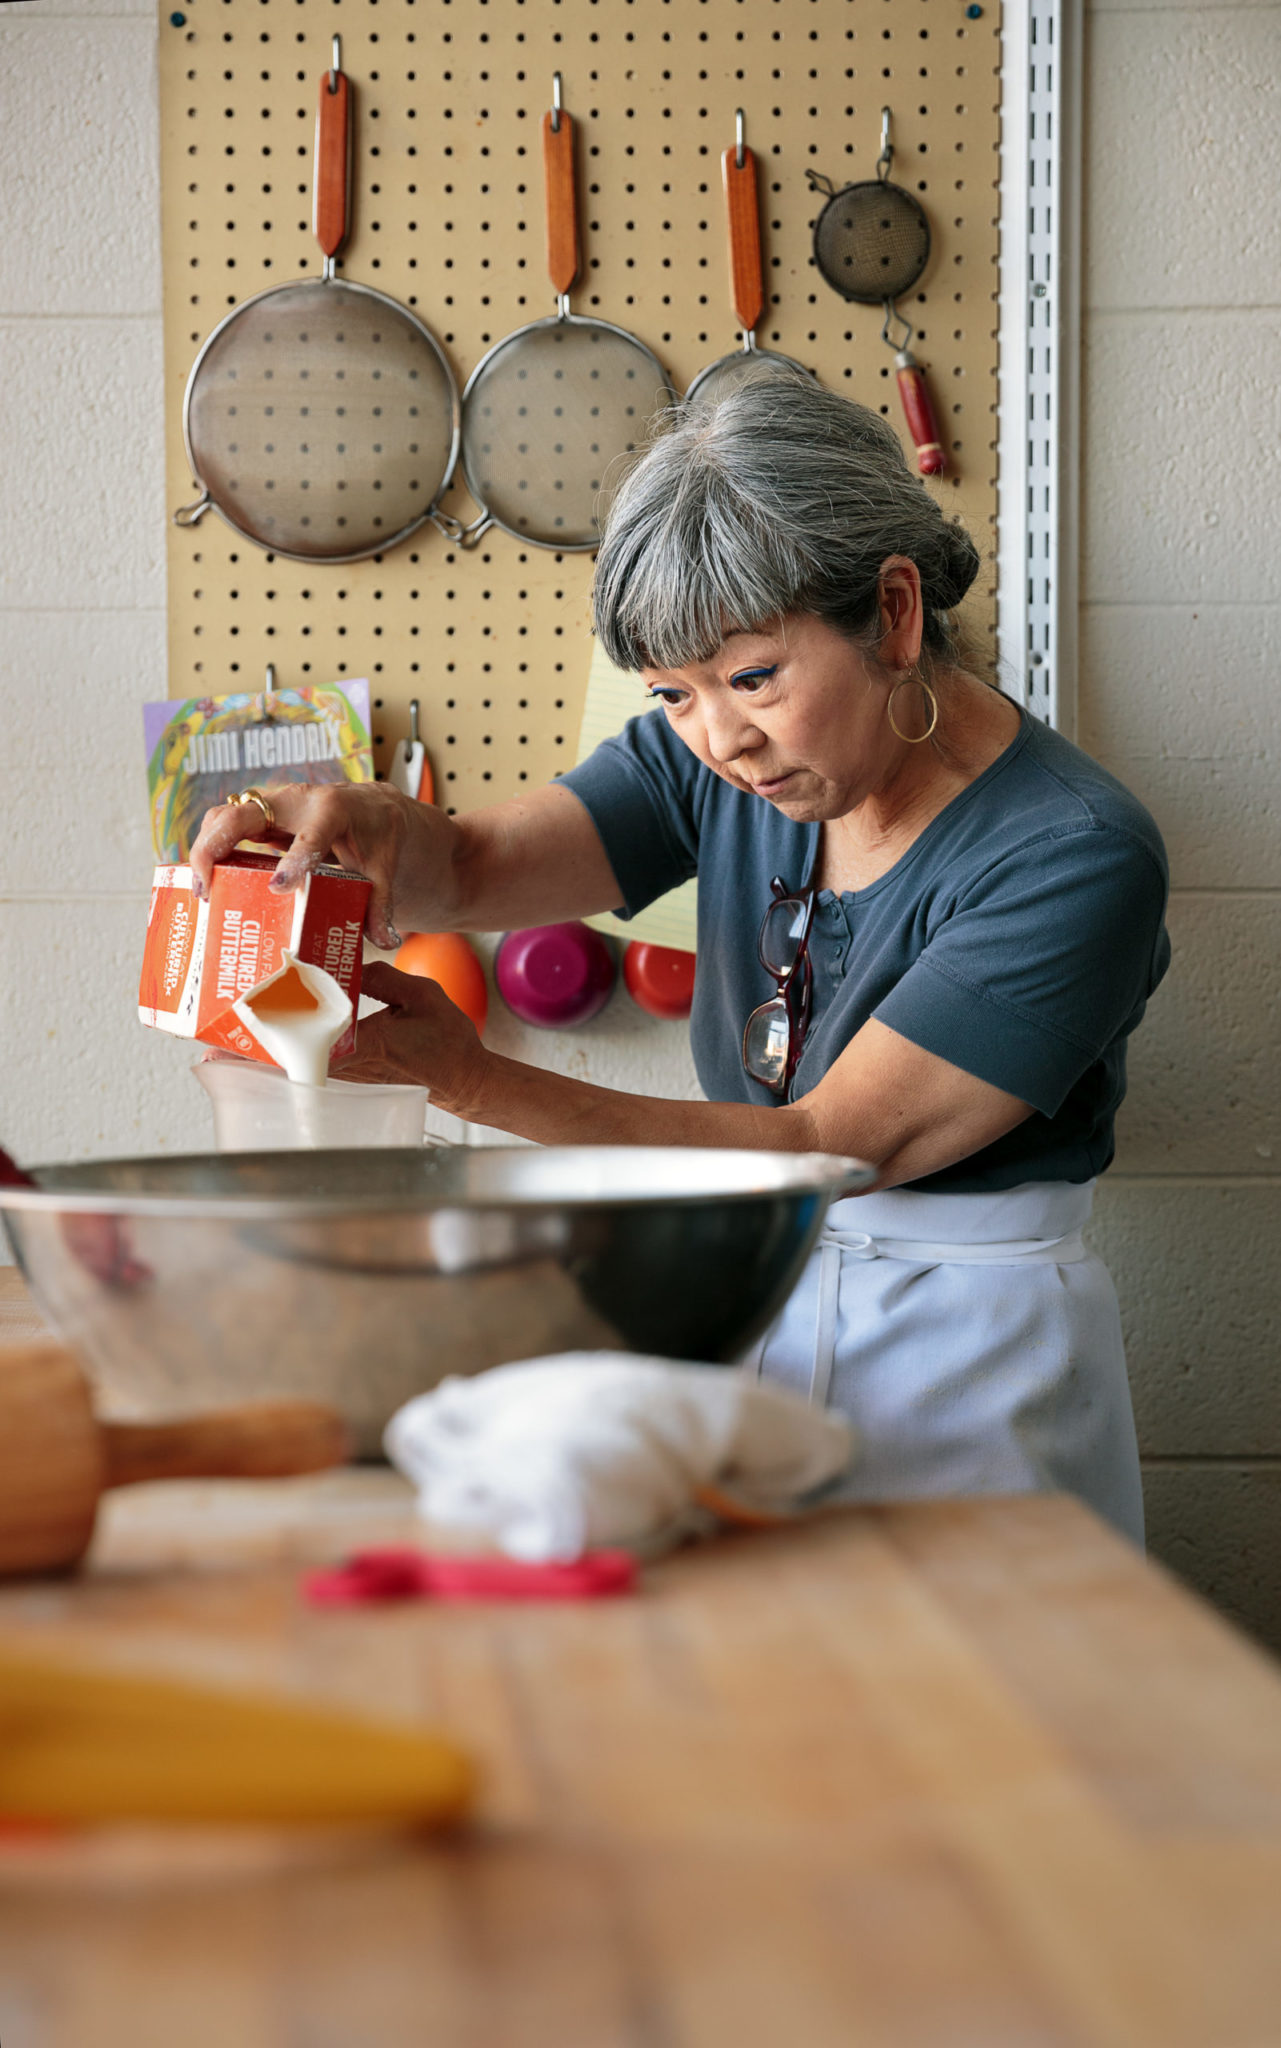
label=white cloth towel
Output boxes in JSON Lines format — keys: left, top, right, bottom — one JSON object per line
{"left": 383, "top": 1355, "right": 856, "bottom": 1563}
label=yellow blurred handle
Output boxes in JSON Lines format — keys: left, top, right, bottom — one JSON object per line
{"left": 0, "top": 1648, "right": 475, "bottom": 1827}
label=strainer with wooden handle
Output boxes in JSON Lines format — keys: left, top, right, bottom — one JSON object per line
{"left": 686, "top": 113, "right": 814, "bottom": 408}
{"left": 173, "top": 38, "right": 461, "bottom": 564}
{"left": 455, "top": 74, "right": 674, "bottom": 551}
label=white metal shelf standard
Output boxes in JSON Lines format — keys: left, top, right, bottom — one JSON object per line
{"left": 998, "top": 0, "right": 1081, "bottom": 738}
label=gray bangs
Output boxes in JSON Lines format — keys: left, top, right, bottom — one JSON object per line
{"left": 591, "top": 376, "right": 982, "bottom": 674}
{"left": 591, "top": 425, "right": 818, "bottom": 673}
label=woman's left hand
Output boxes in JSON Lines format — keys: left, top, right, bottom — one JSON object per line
{"left": 335, "top": 963, "right": 489, "bottom": 1112}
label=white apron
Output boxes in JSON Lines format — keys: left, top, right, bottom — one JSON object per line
{"left": 740, "top": 1180, "right": 1145, "bottom": 1547}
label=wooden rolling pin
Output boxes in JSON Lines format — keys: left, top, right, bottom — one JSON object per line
{"left": 0, "top": 1340, "right": 350, "bottom": 1576}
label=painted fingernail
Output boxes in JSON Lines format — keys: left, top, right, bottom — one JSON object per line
{"left": 382, "top": 923, "right": 404, "bottom": 952}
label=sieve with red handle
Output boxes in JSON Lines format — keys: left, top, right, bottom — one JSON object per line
{"left": 806, "top": 109, "right": 947, "bottom": 477}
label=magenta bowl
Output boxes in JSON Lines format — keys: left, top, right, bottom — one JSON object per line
{"left": 494, "top": 922, "right": 617, "bottom": 1030}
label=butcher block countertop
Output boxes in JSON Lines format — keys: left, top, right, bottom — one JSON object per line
{"left": 2, "top": 1273, "right": 1281, "bottom": 2047}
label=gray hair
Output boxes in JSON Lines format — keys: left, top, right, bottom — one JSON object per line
{"left": 592, "top": 375, "right": 981, "bottom": 673}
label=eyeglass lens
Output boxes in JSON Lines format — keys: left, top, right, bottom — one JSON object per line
{"left": 742, "top": 997, "right": 792, "bottom": 1090}
{"left": 759, "top": 897, "right": 810, "bottom": 979}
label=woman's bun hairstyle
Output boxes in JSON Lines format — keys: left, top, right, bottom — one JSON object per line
{"left": 593, "top": 374, "right": 985, "bottom": 675}
{"left": 932, "top": 521, "right": 982, "bottom": 615}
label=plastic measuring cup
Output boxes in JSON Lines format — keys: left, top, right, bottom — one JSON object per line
{"left": 194, "top": 1059, "right": 428, "bottom": 1152}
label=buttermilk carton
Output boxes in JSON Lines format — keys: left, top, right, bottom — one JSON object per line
{"left": 138, "top": 852, "right": 371, "bottom": 1068}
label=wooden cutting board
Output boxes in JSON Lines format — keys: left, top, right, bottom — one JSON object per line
{"left": 1, "top": 1274, "right": 1281, "bottom": 2046}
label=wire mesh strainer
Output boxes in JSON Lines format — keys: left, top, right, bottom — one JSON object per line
{"left": 807, "top": 110, "right": 947, "bottom": 476}
{"left": 174, "top": 40, "right": 461, "bottom": 564}
{"left": 455, "top": 75, "right": 674, "bottom": 551}
{"left": 685, "top": 112, "right": 814, "bottom": 409}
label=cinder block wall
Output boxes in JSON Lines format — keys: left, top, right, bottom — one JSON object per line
{"left": 1, "top": 0, "right": 1276, "bottom": 1642}
{"left": 1078, "top": 0, "right": 1281, "bottom": 1647}
{"left": 0, "top": 0, "right": 186, "bottom": 1157}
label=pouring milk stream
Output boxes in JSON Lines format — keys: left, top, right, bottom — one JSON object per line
{"left": 231, "top": 953, "right": 354, "bottom": 1144}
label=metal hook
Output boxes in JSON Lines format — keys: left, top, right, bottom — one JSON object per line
{"left": 171, "top": 489, "right": 212, "bottom": 527}
{"left": 328, "top": 34, "right": 341, "bottom": 93}
{"left": 265, "top": 663, "right": 276, "bottom": 692}
{"left": 551, "top": 70, "right": 563, "bottom": 134}
{"left": 427, "top": 507, "right": 468, "bottom": 545}
{"left": 877, "top": 106, "right": 893, "bottom": 183}
{"left": 880, "top": 299, "right": 914, "bottom": 354}
{"left": 408, "top": 698, "right": 420, "bottom": 749}
{"left": 735, "top": 108, "right": 745, "bottom": 170}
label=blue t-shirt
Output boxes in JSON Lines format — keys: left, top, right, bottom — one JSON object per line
{"left": 561, "top": 703, "right": 1171, "bottom": 1193}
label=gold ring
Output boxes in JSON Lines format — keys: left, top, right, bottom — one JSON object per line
{"left": 229, "top": 787, "right": 277, "bottom": 830}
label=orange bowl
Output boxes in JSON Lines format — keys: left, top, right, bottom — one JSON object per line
{"left": 392, "top": 931, "right": 489, "bottom": 1034}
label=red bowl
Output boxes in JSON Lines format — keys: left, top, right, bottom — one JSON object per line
{"left": 623, "top": 942, "right": 696, "bottom": 1020}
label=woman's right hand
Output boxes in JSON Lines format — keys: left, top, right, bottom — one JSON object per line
{"left": 189, "top": 781, "right": 456, "bottom": 951}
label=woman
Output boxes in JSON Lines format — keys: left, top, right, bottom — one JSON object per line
{"left": 192, "top": 381, "right": 1169, "bottom": 1544}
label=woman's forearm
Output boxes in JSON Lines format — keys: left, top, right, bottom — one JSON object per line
{"left": 457, "top": 1056, "right": 929, "bottom": 1186}
{"left": 446, "top": 1021, "right": 1032, "bottom": 1191}
{"left": 457, "top": 1050, "right": 820, "bottom": 1153}
{"left": 190, "top": 778, "right": 627, "bottom": 949}
{"left": 355, "top": 965, "right": 1025, "bottom": 1183}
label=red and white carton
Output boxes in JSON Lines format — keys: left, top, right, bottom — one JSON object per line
{"left": 138, "top": 852, "right": 372, "bottom": 1067}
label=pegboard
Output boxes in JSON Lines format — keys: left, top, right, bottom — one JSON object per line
{"left": 159, "top": 0, "right": 1002, "bottom": 815}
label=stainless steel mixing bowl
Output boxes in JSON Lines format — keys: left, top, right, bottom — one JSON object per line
{"left": 2, "top": 1147, "right": 873, "bottom": 1453}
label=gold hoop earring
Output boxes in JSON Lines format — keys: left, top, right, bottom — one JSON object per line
{"left": 887, "top": 674, "right": 939, "bottom": 745}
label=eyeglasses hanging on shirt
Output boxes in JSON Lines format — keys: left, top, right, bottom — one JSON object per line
{"left": 742, "top": 873, "right": 817, "bottom": 1096}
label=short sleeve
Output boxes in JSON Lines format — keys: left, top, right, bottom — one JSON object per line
{"left": 873, "top": 826, "right": 1171, "bottom": 1116}
{"left": 560, "top": 711, "right": 706, "bottom": 918}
